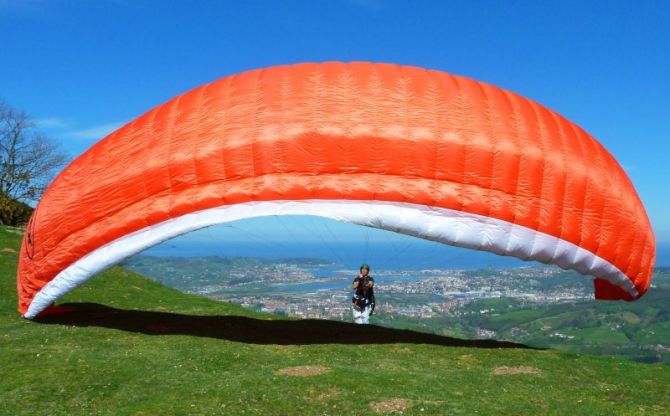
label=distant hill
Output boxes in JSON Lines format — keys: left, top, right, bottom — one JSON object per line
{"left": 372, "top": 270, "right": 670, "bottom": 365}
{"left": 122, "top": 254, "right": 335, "bottom": 288}
{"left": 386, "top": 282, "right": 670, "bottom": 365}
{"left": 1, "top": 225, "right": 669, "bottom": 415}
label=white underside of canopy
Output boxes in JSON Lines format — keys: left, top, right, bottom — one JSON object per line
{"left": 23, "top": 200, "right": 638, "bottom": 318}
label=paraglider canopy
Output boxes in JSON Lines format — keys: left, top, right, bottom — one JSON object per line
{"left": 17, "top": 62, "right": 655, "bottom": 319}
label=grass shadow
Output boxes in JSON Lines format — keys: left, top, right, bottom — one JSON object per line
{"left": 35, "top": 302, "right": 543, "bottom": 349}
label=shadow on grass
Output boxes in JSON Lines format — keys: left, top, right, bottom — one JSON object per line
{"left": 35, "top": 302, "right": 542, "bottom": 349}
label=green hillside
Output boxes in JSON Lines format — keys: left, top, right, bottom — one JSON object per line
{"left": 1, "top": 225, "right": 668, "bottom": 415}
{"left": 371, "top": 277, "right": 670, "bottom": 365}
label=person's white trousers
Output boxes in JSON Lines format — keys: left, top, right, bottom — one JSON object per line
{"left": 352, "top": 305, "right": 372, "bottom": 324}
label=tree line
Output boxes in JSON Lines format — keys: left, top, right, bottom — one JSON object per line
{"left": 0, "top": 99, "right": 68, "bottom": 226}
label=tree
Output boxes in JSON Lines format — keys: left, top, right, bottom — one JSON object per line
{"left": 0, "top": 99, "right": 68, "bottom": 224}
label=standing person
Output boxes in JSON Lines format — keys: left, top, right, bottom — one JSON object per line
{"left": 352, "top": 264, "right": 375, "bottom": 324}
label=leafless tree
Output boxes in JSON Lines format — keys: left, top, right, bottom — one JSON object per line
{"left": 0, "top": 99, "right": 69, "bottom": 208}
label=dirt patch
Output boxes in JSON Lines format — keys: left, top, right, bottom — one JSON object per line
{"left": 492, "top": 366, "right": 540, "bottom": 375}
{"left": 370, "top": 398, "right": 413, "bottom": 413}
{"left": 1, "top": 247, "right": 17, "bottom": 254}
{"left": 274, "top": 365, "right": 330, "bottom": 377}
{"left": 303, "top": 387, "right": 342, "bottom": 402}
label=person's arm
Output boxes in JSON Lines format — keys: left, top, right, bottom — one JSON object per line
{"left": 366, "top": 278, "right": 374, "bottom": 288}
{"left": 352, "top": 277, "right": 360, "bottom": 289}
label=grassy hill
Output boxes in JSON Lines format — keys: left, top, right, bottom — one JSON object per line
{"left": 372, "top": 277, "right": 670, "bottom": 365}
{"left": 1, "top": 225, "right": 669, "bottom": 415}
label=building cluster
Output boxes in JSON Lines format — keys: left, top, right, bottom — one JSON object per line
{"left": 207, "top": 266, "right": 592, "bottom": 322}
{"left": 135, "top": 256, "right": 594, "bottom": 323}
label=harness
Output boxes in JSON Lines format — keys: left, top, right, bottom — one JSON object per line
{"left": 352, "top": 276, "right": 376, "bottom": 314}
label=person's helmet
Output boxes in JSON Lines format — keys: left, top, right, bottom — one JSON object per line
{"left": 360, "top": 264, "right": 370, "bottom": 271}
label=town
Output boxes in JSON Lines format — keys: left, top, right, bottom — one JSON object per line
{"left": 210, "top": 267, "right": 593, "bottom": 322}
{"left": 123, "top": 255, "right": 594, "bottom": 322}
{"left": 122, "top": 255, "right": 670, "bottom": 364}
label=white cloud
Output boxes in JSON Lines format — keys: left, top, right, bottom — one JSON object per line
{"left": 65, "top": 122, "right": 125, "bottom": 141}
{"left": 35, "top": 117, "right": 69, "bottom": 129}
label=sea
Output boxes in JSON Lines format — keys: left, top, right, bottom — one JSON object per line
{"left": 144, "top": 238, "right": 670, "bottom": 272}
{"left": 141, "top": 216, "right": 670, "bottom": 271}
{"left": 135, "top": 237, "right": 670, "bottom": 296}
{"left": 144, "top": 240, "right": 530, "bottom": 271}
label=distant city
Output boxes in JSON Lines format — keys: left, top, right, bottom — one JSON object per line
{"left": 123, "top": 255, "right": 591, "bottom": 321}
{"left": 210, "top": 267, "right": 592, "bottom": 322}
{"left": 122, "top": 254, "right": 670, "bottom": 365}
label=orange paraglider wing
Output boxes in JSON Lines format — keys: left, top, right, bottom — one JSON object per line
{"left": 18, "top": 62, "right": 655, "bottom": 318}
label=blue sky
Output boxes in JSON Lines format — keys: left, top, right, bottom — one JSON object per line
{"left": 1, "top": 0, "right": 669, "bottom": 244}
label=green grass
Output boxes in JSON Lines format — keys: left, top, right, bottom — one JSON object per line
{"left": 1, "top": 225, "right": 669, "bottom": 415}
